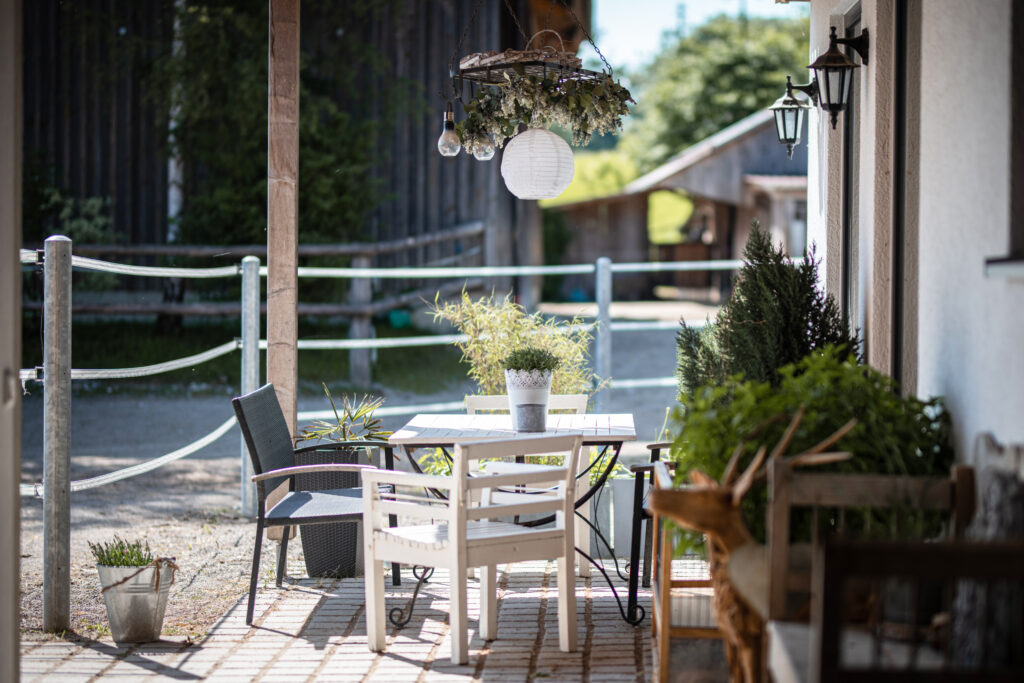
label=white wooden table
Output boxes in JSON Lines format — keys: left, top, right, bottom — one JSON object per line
{"left": 382, "top": 413, "right": 637, "bottom": 592}
{"left": 388, "top": 413, "right": 637, "bottom": 447}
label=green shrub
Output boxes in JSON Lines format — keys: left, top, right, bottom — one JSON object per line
{"left": 669, "top": 346, "right": 954, "bottom": 548}
{"left": 89, "top": 536, "right": 153, "bottom": 567}
{"left": 503, "top": 347, "right": 560, "bottom": 372}
{"left": 431, "top": 291, "right": 600, "bottom": 397}
{"left": 677, "top": 223, "right": 857, "bottom": 398}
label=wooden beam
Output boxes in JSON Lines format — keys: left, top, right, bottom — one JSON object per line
{"left": 267, "top": 0, "right": 300, "bottom": 433}
{"left": 0, "top": 0, "right": 21, "bottom": 674}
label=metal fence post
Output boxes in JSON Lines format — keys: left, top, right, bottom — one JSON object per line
{"left": 240, "top": 256, "right": 260, "bottom": 518}
{"left": 594, "top": 257, "right": 612, "bottom": 413}
{"left": 349, "top": 254, "right": 373, "bottom": 387}
{"left": 43, "top": 235, "right": 71, "bottom": 632}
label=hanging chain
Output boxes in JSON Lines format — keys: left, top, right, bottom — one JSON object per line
{"left": 502, "top": 0, "right": 530, "bottom": 44}
{"left": 446, "top": 0, "right": 486, "bottom": 102}
{"left": 558, "top": 0, "right": 613, "bottom": 77}
{"left": 544, "top": 0, "right": 556, "bottom": 30}
{"left": 449, "top": 0, "right": 485, "bottom": 78}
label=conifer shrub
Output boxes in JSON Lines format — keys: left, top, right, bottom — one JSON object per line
{"left": 676, "top": 223, "right": 858, "bottom": 399}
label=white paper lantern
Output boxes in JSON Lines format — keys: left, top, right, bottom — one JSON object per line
{"left": 500, "top": 128, "right": 575, "bottom": 200}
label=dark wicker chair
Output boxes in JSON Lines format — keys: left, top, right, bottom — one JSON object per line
{"left": 233, "top": 383, "right": 381, "bottom": 625}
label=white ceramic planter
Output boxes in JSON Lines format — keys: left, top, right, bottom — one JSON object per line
{"left": 97, "top": 562, "right": 174, "bottom": 643}
{"left": 504, "top": 368, "right": 553, "bottom": 431}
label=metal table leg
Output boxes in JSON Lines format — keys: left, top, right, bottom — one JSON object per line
{"left": 384, "top": 446, "right": 402, "bottom": 586}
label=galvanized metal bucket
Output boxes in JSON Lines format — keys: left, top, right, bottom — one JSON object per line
{"left": 97, "top": 563, "right": 174, "bottom": 642}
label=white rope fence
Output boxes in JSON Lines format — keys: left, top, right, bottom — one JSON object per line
{"left": 19, "top": 398, "right": 469, "bottom": 498}
{"left": 20, "top": 415, "right": 239, "bottom": 498}
{"left": 18, "top": 244, "right": 726, "bottom": 504}
{"left": 70, "top": 340, "right": 240, "bottom": 380}
{"left": 19, "top": 340, "right": 240, "bottom": 383}
{"left": 70, "top": 254, "right": 239, "bottom": 279}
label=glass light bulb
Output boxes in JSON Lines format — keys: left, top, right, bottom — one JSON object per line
{"left": 437, "top": 110, "right": 461, "bottom": 157}
{"left": 473, "top": 136, "right": 495, "bottom": 161}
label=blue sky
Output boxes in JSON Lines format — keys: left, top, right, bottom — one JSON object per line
{"left": 578, "top": 0, "right": 809, "bottom": 72}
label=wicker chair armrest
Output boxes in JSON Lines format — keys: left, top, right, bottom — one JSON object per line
{"left": 251, "top": 463, "right": 376, "bottom": 483}
{"left": 292, "top": 440, "right": 387, "bottom": 455}
{"left": 645, "top": 441, "right": 672, "bottom": 451}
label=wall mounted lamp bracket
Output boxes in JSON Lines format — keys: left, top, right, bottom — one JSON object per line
{"left": 789, "top": 77, "right": 819, "bottom": 103}
{"left": 834, "top": 27, "right": 869, "bottom": 66}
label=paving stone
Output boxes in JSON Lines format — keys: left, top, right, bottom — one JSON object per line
{"left": 20, "top": 559, "right": 735, "bottom": 681}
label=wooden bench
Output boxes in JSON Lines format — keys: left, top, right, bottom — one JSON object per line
{"left": 768, "top": 538, "right": 1024, "bottom": 683}
{"left": 725, "top": 458, "right": 976, "bottom": 626}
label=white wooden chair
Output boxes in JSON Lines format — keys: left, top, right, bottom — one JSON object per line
{"left": 361, "top": 433, "right": 584, "bottom": 664}
{"left": 464, "top": 393, "right": 594, "bottom": 577}
{"left": 464, "top": 393, "right": 588, "bottom": 415}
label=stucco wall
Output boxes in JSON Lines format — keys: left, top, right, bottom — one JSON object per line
{"left": 807, "top": 0, "right": 1023, "bottom": 464}
{"left": 916, "top": 0, "right": 1023, "bottom": 464}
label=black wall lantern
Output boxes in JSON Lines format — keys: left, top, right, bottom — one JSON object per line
{"left": 809, "top": 26, "right": 869, "bottom": 129}
{"left": 770, "top": 75, "right": 817, "bottom": 158}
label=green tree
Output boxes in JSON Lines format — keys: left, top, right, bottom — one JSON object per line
{"left": 145, "top": 1, "right": 422, "bottom": 245}
{"left": 677, "top": 223, "right": 857, "bottom": 398}
{"left": 621, "top": 15, "right": 809, "bottom": 172}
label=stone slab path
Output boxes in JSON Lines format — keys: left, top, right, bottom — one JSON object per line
{"left": 21, "top": 560, "right": 655, "bottom": 682}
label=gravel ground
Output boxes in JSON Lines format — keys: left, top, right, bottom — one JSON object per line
{"left": 19, "top": 322, "right": 700, "bottom": 642}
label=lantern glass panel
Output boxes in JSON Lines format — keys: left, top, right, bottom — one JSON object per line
{"left": 774, "top": 110, "right": 787, "bottom": 140}
{"left": 783, "top": 108, "right": 799, "bottom": 141}
{"left": 816, "top": 66, "right": 851, "bottom": 111}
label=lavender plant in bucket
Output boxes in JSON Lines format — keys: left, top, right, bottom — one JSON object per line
{"left": 503, "top": 347, "right": 560, "bottom": 432}
{"left": 90, "top": 536, "right": 177, "bottom": 643}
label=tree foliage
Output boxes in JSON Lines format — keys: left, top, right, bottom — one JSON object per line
{"left": 621, "top": 15, "right": 810, "bottom": 172}
{"left": 140, "top": 1, "right": 422, "bottom": 245}
{"left": 677, "top": 223, "right": 857, "bottom": 398}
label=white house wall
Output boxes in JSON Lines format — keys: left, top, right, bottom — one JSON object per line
{"left": 916, "top": 0, "right": 1022, "bottom": 463}
{"left": 806, "top": 0, "right": 1024, "bottom": 464}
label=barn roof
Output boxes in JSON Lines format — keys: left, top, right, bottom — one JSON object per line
{"left": 623, "top": 109, "right": 804, "bottom": 204}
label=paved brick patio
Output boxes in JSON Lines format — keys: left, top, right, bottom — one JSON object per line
{"left": 20, "top": 560, "right": 655, "bottom": 682}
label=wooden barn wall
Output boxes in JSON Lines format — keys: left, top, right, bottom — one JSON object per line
{"left": 21, "top": 0, "right": 541, "bottom": 278}
{"left": 367, "top": 0, "right": 524, "bottom": 279}
{"left": 22, "top": 0, "right": 171, "bottom": 246}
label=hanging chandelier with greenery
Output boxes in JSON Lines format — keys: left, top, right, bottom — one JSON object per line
{"left": 442, "top": 0, "right": 634, "bottom": 158}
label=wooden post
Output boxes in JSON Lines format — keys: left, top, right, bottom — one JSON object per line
{"left": 266, "top": 0, "right": 300, "bottom": 544}
{"left": 43, "top": 235, "right": 72, "bottom": 632}
{"left": 349, "top": 254, "right": 373, "bottom": 387}
{"left": 267, "top": 0, "right": 300, "bottom": 434}
{"left": 0, "top": 0, "right": 22, "bottom": 671}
